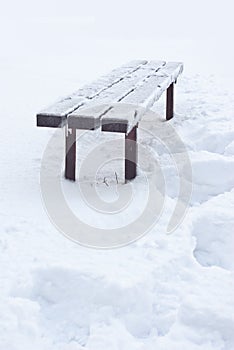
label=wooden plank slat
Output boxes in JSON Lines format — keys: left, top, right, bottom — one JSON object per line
{"left": 67, "top": 60, "right": 166, "bottom": 130}
{"left": 101, "top": 62, "right": 183, "bottom": 133}
{"left": 118, "top": 62, "right": 183, "bottom": 107}
{"left": 75, "top": 60, "right": 149, "bottom": 99}
{"left": 37, "top": 96, "right": 85, "bottom": 127}
{"left": 100, "top": 104, "right": 140, "bottom": 133}
{"left": 36, "top": 60, "right": 147, "bottom": 127}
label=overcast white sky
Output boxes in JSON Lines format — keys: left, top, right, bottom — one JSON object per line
{"left": 0, "top": 0, "right": 233, "bottom": 78}
{"left": 1, "top": 0, "right": 233, "bottom": 37}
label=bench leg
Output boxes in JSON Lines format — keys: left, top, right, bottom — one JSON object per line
{"left": 125, "top": 125, "right": 137, "bottom": 181}
{"left": 166, "top": 83, "right": 174, "bottom": 120}
{"left": 65, "top": 128, "right": 76, "bottom": 181}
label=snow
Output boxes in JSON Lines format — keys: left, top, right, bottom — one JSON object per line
{"left": 39, "top": 60, "right": 147, "bottom": 118}
{"left": 67, "top": 60, "right": 181, "bottom": 132}
{"left": 1, "top": 0, "right": 234, "bottom": 349}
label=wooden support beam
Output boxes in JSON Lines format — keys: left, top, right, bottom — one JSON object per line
{"left": 166, "top": 83, "right": 174, "bottom": 120}
{"left": 125, "top": 125, "right": 137, "bottom": 181}
{"left": 65, "top": 128, "right": 76, "bottom": 181}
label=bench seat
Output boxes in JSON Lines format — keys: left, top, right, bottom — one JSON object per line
{"left": 37, "top": 60, "right": 147, "bottom": 127}
{"left": 37, "top": 60, "right": 183, "bottom": 129}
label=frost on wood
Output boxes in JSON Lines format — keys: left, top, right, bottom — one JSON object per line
{"left": 37, "top": 60, "right": 147, "bottom": 119}
{"left": 37, "top": 60, "right": 183, "bottom": 128}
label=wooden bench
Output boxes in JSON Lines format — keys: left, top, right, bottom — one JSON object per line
{"left": 36, "top": 60, "right": 183, "bottom": 181}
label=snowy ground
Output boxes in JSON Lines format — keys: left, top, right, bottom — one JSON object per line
{"left": 1, "top": 1, "right": 234, "bottom": 349}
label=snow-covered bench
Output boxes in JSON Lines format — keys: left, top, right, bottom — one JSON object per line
{"left": 36, "top": 60, "right": 183, "bottom": 181}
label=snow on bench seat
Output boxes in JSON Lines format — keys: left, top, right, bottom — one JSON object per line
{"left": 101, "top": 62, "right": 183, "bottom": 133}
{"left": 67, "top": 60, "right": 165, "bottom": 130}
{"left": 36, "top": 60, "right": 147, "bottom": 127}
{"left": 37, "top": 60, "right": 183, "bottom": 131}
{"left": 68, "top": 61, "right": 183, "bottom": 133}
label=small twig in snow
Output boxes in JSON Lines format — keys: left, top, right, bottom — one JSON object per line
{"left": 115, "top": 172, "right": 119, "bottom": 184}
{"left": 103, "top": 177, "right": 109, "bottom": 187}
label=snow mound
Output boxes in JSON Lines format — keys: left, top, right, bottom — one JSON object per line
{"left": 192, "top": 190, "right": 234, "bottom": 270}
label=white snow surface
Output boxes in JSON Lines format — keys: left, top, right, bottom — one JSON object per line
{"left": 1, "top": 1, "right": 234, "bottom": 349}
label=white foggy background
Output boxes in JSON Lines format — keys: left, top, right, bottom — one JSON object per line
{"left": 0, "top": 0, "right": 233, "bottom": 114}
